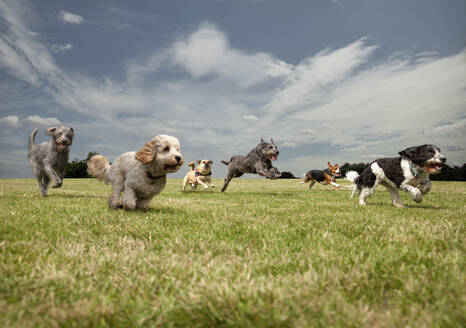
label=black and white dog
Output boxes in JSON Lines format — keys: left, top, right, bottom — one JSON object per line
{"left": 346, "top": 144, "right": 446, "bottom": 207}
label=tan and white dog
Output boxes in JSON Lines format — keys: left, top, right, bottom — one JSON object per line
{"left": 183, "top": 160, "right": 214, "bottom": 191}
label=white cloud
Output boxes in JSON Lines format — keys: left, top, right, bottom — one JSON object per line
{"left": 242, "top": 115, "right": 259, "bottom": 122}
{"left": 51, "top": 43, "right": 73, "bottom": 53}
{"left": 26, "top": 115, "right": 61, "bottom": 125}
{"left": 128, "top": 22, "right": 293, "bottom": 88}
{"left": 0, "top": 115, "right": 19, "bottom": 126}
{"left": 265, "top": 60, "right": 294, "bottom": 77}
{"left": 58, "top": 10, "right": 83, "bottom": 24}
{"left": 172, "top": 22, "right": 291, "bottom": 87}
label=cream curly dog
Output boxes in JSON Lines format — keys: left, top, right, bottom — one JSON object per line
{"left": 87, "top": 135, "right": 183, "bottom": 210}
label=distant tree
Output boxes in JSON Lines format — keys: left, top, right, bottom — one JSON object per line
{"left": 64, "top": 151, "right": 98, "bottom": 178}
{"left": 278, "top": 171, "right": 297, "bottom": 179}
{"left": 430, "top": 164, "right": 465, "bottom": 181}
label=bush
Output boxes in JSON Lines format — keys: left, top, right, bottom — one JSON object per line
{"left": 64, "top": 152, "right": 98, "bottom": 178}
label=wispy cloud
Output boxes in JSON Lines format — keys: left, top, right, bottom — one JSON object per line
{"left": 0, "top": 115, "right": 19, "bottom": 126}
{"left": 58, "top": 10, "right": 83, "bottom": 24}
{"left": 26, "top": 115, "right": 61, "bottom": 125}
{"left": 51, "top": 43, "right": 73, "bottom": 53}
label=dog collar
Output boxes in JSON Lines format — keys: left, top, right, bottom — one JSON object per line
{"left": 409, "top": 162, "right": 423, "bottom": 177}
{"left": 195, "top": 169, "right": 211, "bottom": 177}
{"left": 146, "top": 171, "right": 167, "bottom": 180}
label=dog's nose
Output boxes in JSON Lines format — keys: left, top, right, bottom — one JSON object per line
{"left": 440, "top": 156, "right": 446, "bottom": 162}
{"left": 175, "top": 156, "right": 182, "bottom": 163}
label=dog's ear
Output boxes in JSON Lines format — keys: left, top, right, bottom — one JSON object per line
{"left": 135, "top": 137, "right": 159, "bottom": 164}
{"left": 209, "top": 160, "right": 213, "bottom": 164}
{"left": 196, "top": 160, "right": 201, "bottom": 164}
{"left": 69, "top": 127, "right": 74, "bottom": 137}
{"left": 260, "top": 138, "right": 265, "bottom": 145}
{"left": 270, "top": 138, "right": 275, "bottom": 145}
{"left": 45, "top": 127, "right": 58, "bottom": 136}
{"left": 398, "top": 146, "right": 421, "bottom": 160}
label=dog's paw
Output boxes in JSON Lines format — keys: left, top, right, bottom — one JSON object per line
{"left": 412, "top": 189, "right": 423, "bottom": 203}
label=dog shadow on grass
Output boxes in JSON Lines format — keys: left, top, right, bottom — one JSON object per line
{"left": 363, "top": 202, "right": 445, "bottom": 210}
{"left": 49, "top": 194, "right": 106, "bottom": 199}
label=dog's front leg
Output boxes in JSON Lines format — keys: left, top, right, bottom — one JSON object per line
{"left": 197, "top": 178, "right": 209, "bottom": 190}
{"left": 121, "top": 186, "right": 137, "bottom": 210}
{"left": 44, "top": 164, "right": 62, "bottom": 188}
{"left": 400, "top": 183, "right": 422, "bottom": 203}
{"left": 256, "top": 164, "right": 277, "bottom": 179}
{"left": 418, "top": 180, "right": 432, "bottom": 195}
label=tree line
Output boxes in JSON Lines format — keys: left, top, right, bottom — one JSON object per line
{"left": 65, "top": 153, "right": 465, "bottom": 181}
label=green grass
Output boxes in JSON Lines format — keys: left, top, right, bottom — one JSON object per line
{"left": 0, "top": 178, "right": 465, "bottom": 327}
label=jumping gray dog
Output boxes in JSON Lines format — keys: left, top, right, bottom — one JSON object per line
{"left": 220, "top": 138, "right": 281, "bottom": 192}
{"left": 28, "top": 126, "right": 74, "bottom": 196}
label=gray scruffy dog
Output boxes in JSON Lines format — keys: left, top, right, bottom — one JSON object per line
{"left": 28, "top": 126, "right": 74, "bottom": 196}
{"left": 220, "top": 138, "right": 281, "bottom": 192}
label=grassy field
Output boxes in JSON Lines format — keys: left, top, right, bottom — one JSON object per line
{"left": 0, "top": 178, "right": 464, "bottom": 327}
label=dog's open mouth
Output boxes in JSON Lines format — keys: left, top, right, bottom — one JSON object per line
{"left": 425, "top": 163, "right": 445, "bottom": 174}
{"left": 164, "top": 164, "right": 181, "bottom": 172}
{"left": 270, "top": 154, "right": 278, "bottom": 161}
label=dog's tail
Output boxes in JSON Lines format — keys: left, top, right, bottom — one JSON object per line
{"left": 28, "top": 128, "right": 38, "bottom": 152}
{"left": 345, "top": 171, "right": 360, "bottom": 198}
{"left": 87, "top": 155, "right": 111, "bottom": 183}
{"left": 221, "top": 160, "right": 230, "bottom": 166}
{"left": 188, "top": 162, "right": 195, "bottom": 171}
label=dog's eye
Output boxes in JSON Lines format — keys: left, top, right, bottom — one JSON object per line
{"left": 163, "top": 146, "right": 169, "bottom": 152}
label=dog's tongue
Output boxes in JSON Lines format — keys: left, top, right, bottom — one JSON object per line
{"left": 271, "top": 154, "right": 278, "bottom": 161}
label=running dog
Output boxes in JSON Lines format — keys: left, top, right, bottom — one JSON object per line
{"left": 183, "top": 160, "right": 214, "bottom": 191}
{"left": 301, "top": 162, "right": 342, "bottom": 190}
{"left": 345, "top": 144, "right": 446, "bottom": 207}
{"left": 221, "top": 138, "right": 281, "bottom": 192}
{"left": 87, "top": 134, "right": 183, "bottom": 210}
{"left": 28, "top": 126, "right": 74, "bottom": 196}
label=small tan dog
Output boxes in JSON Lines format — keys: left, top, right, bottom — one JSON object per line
{"left": 183, "top": 160, "right": 214, "bottom": 191}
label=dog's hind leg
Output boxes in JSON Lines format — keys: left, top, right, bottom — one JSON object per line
{"left": 37, "top": 174, "right": 49, "bottom": 197}
{"left": 359, "top": 187, "right": 374, "bottom": 205}
{"left": 108, "top": 174, "right": 125, "bottom": 209}
{"left": 308, "top": 180, "right": 316, "bottom": 190}
{"left": 221, "top": 169, "right": 238, "bottom": 192}
{"left": 382, "top": 182, "right": 404, "bottom": 207}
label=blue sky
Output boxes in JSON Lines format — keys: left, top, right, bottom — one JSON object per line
{"left": 0, "top": 0, "right": 465, "bottom": 178}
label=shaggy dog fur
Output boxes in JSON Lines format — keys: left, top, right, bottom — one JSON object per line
{"left": 220, "top": 138, "right": 281, "bottom": 192}
{"left": 28, "top": 126, "right": 74, "bottom": 196}
{"left": 87, "top": 135, "right": 183, "bottom": 210}
{"left": 346, "top": 144, "right": 446, "bottom": 207}
{"left": 183, "top": 160, "right": 215, "bottom": 191}
{"left": 301, "top": 162, "right": 342, "bottom": 190}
